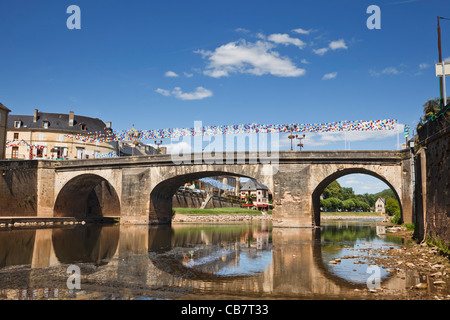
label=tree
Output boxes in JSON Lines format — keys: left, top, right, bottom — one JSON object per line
{"left": 342, "top": 199, "right": 355, "bottom": 211}
{"left": 322, "top": 181, "right": 342, "bottom": 199}
{"left": 328, "top": 197, "right": 343, "bottom": 211}
{"left": 341, "top": 187, "right": 355, "bottom": 200}
{"left": 423, "top": 97, "right": 448, "bottom": 115}
{"left": 385, "top": 197, "right": 400, "bottom": 216}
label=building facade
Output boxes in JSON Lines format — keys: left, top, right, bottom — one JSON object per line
{"left": 6, "top": 109, "right": 115, "bottom": 160}
{"left": 240, "top": 179, "right": 270, "bottom": 206}
{"left": 375, "top": 197, "right": 385, "bottom": 214}
{"left": 0, "top": 103, "right": 11, "bottom": 159}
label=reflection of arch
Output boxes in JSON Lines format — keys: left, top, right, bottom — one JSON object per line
{"left": 311, "top": 169, "right": 403, "bottom": 226}
{"left": 52, "top": 225, "right": 119, "bottom": 266}
{"left": 54, "top": 174, "right": 120, "bottom": 219}
{"left": 147, "top": 225, "right": 270, "bottom": 282}
{"left": 149, "top": 171, "right": 269, "bottom": 224}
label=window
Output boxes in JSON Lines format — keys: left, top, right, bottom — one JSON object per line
{"left": 12, "top": 147, "right": 19, "bottom": 159}
{"left": 14, "top": 121, "right": 21, "bottom": 128}
{"left": 80, "top": 124, "right": 87, "bottom": 131}
{"left": 43, "top": 121, "right": 49, "bottom": 129}
{"left": 13, "top": 133, "right": 19, "bottom": 140}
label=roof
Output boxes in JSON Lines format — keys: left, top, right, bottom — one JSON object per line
{"left": 376, "top": 197, "right": 386, "bottom": 203}
{"left": 0, "top": 103, "right": 11, "bottom": 112}
{"left": 240, "top": 179, "right": 269, "bottom": 191}
{"left": 8, "top": 111, "right": 108, "bottom": 133}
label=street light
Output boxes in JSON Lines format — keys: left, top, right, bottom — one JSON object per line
{"left": 296, "top": 134, "right": 306, "bottom": 151}
{"left": 288, "top": 125, "right": 297, "bottom": 151}
{"left": 154, "top": 140, "right": 162, "bottom": 154}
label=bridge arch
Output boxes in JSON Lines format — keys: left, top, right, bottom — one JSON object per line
{"left": 149, "top": 169, "right": 272, "bottom": 224}
{"left": 54, "top": 173, "right": 121, "bottom": 219}
{"left": 311, "top": 168, "right": 403, "bottom": 226}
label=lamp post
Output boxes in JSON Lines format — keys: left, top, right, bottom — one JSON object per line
{"left": 288, "top": 125, "right": 297, "bottom": 151}
{"left": 296, "top": 134, "right": 306, "bottom": 151}
{"left": 154, "top": 140, "right": 162, "bottom": 154}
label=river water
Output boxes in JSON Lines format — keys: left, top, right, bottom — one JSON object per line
{"left": 0, "top": 220, "right": 425, "bottom": 300}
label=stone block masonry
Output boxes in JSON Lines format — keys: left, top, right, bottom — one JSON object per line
{"left": 415, "top": 109, "right": 450, "bottom": 245}
{"left": 0, "top": 160, "right": 38, "bottom": 216}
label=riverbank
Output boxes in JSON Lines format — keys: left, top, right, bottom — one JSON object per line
{"left": 356, "top": 228, "right": 450, "bottom": 300}
{"left": 173, "top": 208, "right": 385, "bottom": 223}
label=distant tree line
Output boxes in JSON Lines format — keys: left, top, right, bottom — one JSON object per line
{"left": 320, "top": 180, "right": 400, "bottom": 215}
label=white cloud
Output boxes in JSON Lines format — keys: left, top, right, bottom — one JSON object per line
{"left": 172, "top": 86, "right": 213, "bottom": 100}
{"left": 155, "top": 88, "right": 171, "bottom": 96}
{"left": 445, "top": 57, "right": 450, "bottom": 62}
{"left": 313, "top": 48, "right": 329, "bottom": 56}
{"left": 369, "top": 67, "right": 401, "bottom": 76}
{"left": 292, "top": 28, "right": 313, "bottom": 35}
{"left": 322, "top": 72, "right": 337, "bottom": 80}
{"left": 165, "top": 70, "right": 179, "bottom": 77}
{"left": 329, "top": 39, "right": 348, "bottom": 50}
{"left": 197, "top": 40, "right": 306, "bottom": 78}
{"left": 313, "top": 39, "right": 348, "bottom": 55}
{"left": 296, "top": 127, "right": 400, "bottom": 148}
{"left": 235, "top": 27, "right": 250, "bottom": 33}
{"left": 419, "top": 63, "right": 429, "bottom": 69}
{"left": 156, "top": 86, "right": 213, "bottom": 100}
{"left": 183, "top": 72, "right": 194, "bottom": 78}
{"left": 267, "top": 33, "right": 306, "bottom": 49}
{"left": 301, "top": 59, "right": 310, "bottom": 64}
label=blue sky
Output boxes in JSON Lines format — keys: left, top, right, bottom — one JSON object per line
{"left": 1, "top": 0, "right": 448, "bottom": 193}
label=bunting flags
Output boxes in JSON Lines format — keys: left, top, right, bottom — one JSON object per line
{"left": 6, "top": 140, "right": 45, "bottom": 149}
{"left": 64, "top": 119, "right": 398, "bottom": 143}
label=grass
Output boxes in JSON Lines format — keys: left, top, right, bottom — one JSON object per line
{"left": 320, "top": 211, "right": 383, "bottom": 216}
{"left": 173, "top": 207, "right": 271, "bottom": 215}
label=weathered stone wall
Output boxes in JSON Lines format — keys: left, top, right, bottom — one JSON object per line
{"left": 415, "top": 110, "right": 450, "bottom": 245}
{"left": 172, "top": 192, "right": 241, "bottom": 209}
{"left": 0, "top": 160, "right": 38, "bottom": 216}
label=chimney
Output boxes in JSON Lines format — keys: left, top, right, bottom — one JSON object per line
{"left": 69, "top": 111, "right": 74, "bottom": 126}
{"left": 106, "top": 121, "right": 112, "bottom": 129}
{"left": 33, "top": 109, "right": 38, "bottom": 122}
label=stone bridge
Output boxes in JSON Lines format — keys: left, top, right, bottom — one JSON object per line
{"left": 0, "top": 150, "right": 414, "bottom": 227}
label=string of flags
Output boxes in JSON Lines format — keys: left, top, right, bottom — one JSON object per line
{"left": 63, "top": 119, "right": 399, "bottom": 144}
{"left": 6, "top": 139, "right": 46, "bottom": 149}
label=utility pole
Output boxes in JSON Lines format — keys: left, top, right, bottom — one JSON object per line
{"left": 438, "top": 16, "right": 444, "bottom": 107}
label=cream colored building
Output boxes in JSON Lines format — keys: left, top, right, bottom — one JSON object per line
{"left": 0, "top": 103, "right": 11, "bottom": 159}
{"left": 375, "top": 197, "right": 385, "bottom": 214}
{"left": 6, "top": 109, "right": 116, "bottom": 160}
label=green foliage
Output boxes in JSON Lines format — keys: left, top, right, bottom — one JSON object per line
{"left": 385, "top": 197, "right": 400, "bottom": 216}
{"left": 390, "top": 211, "right": 401, "bottom": 224}
{"left": 323, "top": 180, "right": 342, "bottom": 199}
{"left": 425, "top": 236, "right": 450, "bottom": 255}
{"left": 321, "top": 179, "right": 397, "bottom": 213}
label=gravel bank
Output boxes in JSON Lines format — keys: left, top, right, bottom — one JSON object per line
{"left": 172, "top": 213, "right": 272, "bottom": 223}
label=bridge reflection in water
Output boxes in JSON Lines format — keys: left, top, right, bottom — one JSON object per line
{"left": 0, "top": 221, "right": 417, "bottom": 300}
